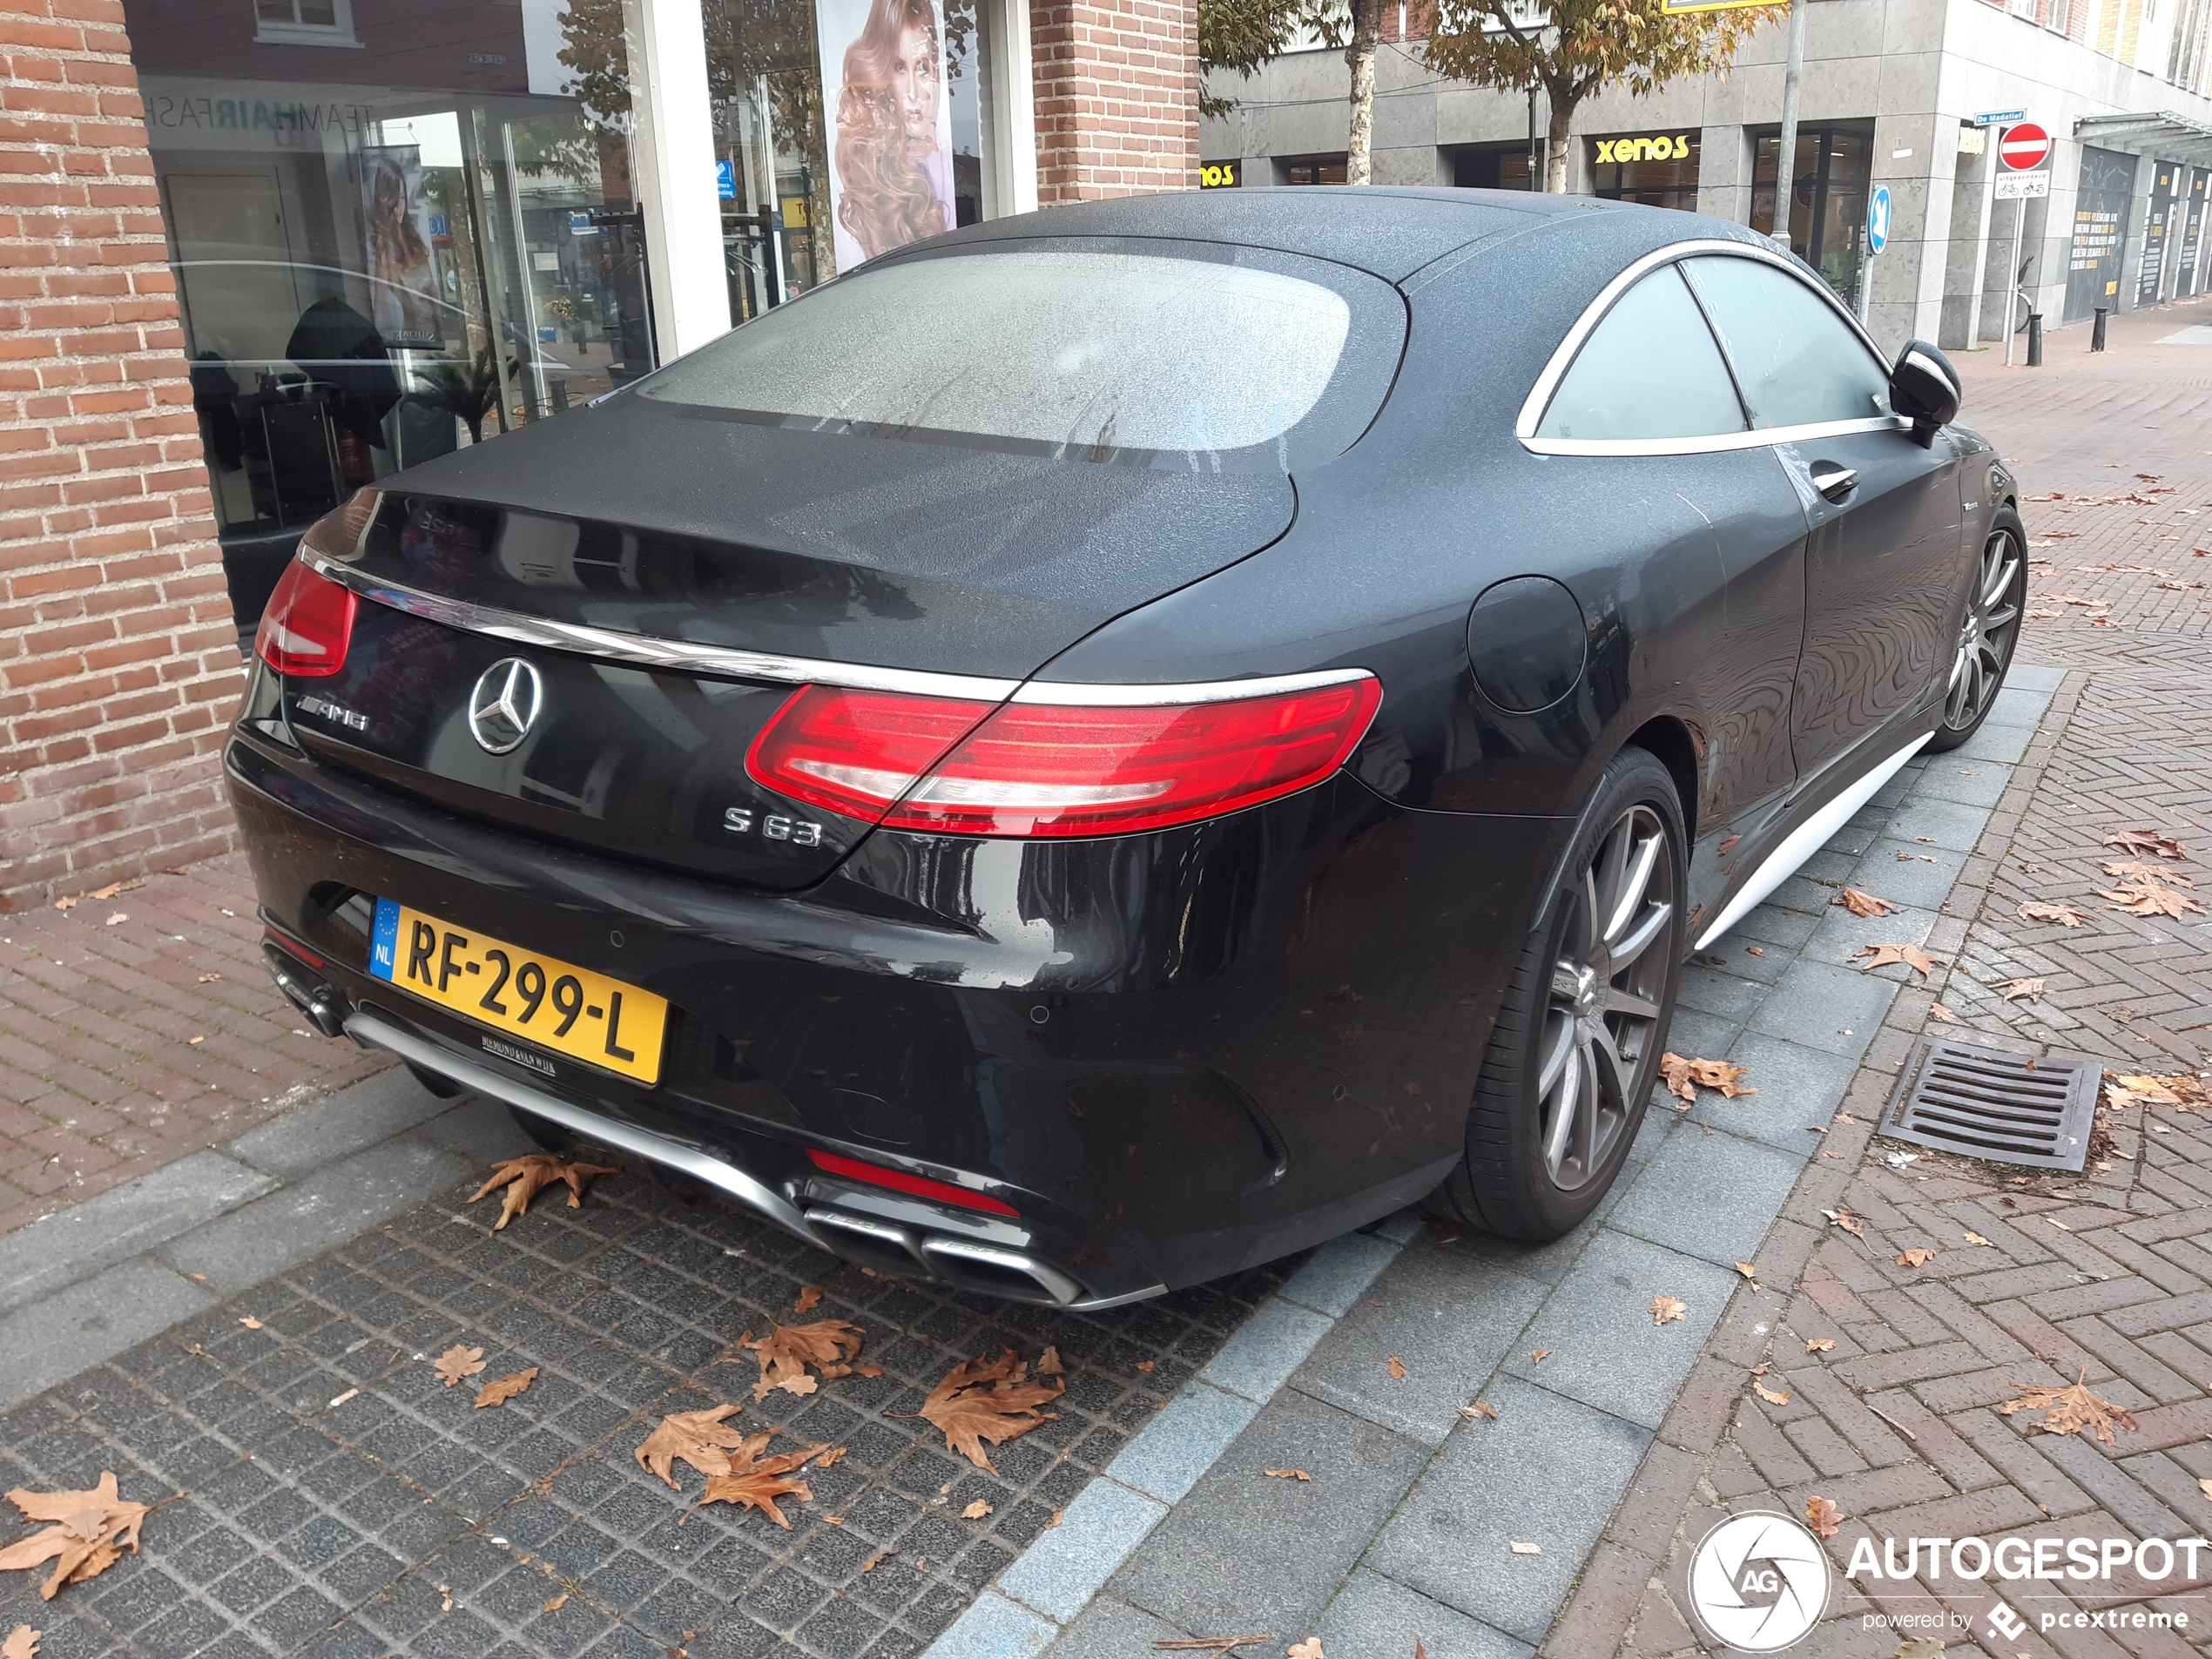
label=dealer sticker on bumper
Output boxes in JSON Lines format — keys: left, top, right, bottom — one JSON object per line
{"left": 369, "top": 898, "right": 667, "bottom": 1085}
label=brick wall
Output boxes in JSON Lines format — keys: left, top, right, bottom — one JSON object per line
{"left": 0, "top": 0, "right": 239, "bottom": 913}
{"left": 1030, "top": 0, "right": 1201, "bottom": 202}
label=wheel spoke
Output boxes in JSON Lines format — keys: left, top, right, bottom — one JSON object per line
{"left": 1984, "top": 602, "right": 2019, "bottom": 632}
{"left": 1606, "top": 984, "right": 1662, "bottom": 1022}
{"left": 1575, "top": 1039, "right": 1601, "bottom": 1177}
{"left": 1980, "top": 547, "right": 2019, "bottom": 610}
{"left": 1542, "top": 1038, "right": 1582, "bottom": 1173}
{"left": 1536, "top": 1012, "right": 1576, "bottom": 1098}
{"left": 1602, "top": 828, "right": 1662, "bottom": 948}
{"left": 1609, "top": 899, "right": 1672, "bottom": 971}
{"left": 1588, "top": 1023, "right": 1635, "bottom": 1107}
{"left": 1593, "top": 820, "right": 1631, "bottom": 933}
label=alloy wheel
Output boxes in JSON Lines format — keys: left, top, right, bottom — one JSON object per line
{"left": 1537, "top": 804, "right": 1676, "bottom": 1191}
{"left": 1944, "top": 528, "right": 2024, "bottom": 732}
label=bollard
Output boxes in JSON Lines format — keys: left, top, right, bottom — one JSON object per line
{"left": 2092, "top": 307, "right": 2108, "bottom": 352}
{"left": 2027, "top": 313, "right": 2043, "bottom": 367}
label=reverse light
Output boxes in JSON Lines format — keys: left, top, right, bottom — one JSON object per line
{"left": 747, "top": 675, "right": 1382, "bottom": 838}
{"left": 255, "top": 559, "right": 358, "bottom": 678}
{"left": 806, "top": 1149, "right": 1021, "bottom": 1217}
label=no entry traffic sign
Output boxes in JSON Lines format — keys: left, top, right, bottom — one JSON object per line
{"left": 2000, "top": 121, "right": 2052, "bottom": 172}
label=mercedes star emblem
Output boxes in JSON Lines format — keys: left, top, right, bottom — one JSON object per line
{"left": 467, "top": 658, "right": 543, "bottom": 755}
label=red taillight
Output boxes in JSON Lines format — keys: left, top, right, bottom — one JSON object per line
{"left": 806, "top": 1149, "right": 1021, "bottom": 1217}
{"left": 255, "top": 559, "right": 358, "bottom": 678}
{"left": 747, "top": 676, "right": 1381, "bottom": 839}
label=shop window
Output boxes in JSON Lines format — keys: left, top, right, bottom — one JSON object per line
{"left": 1750, "top": 126, "right": 1873, "bottom": 301}
{"left": 1278, "top": 156, "right": 1348, "bottom": 185}
{"left": 1451, "top": 145, "right": 1533, "bottom": 191}
{"left": 1588, "top": 132, "right": 1700, "bottom": 212}
{"left": 252, "top": 0, "right": 360, "bottom": 47}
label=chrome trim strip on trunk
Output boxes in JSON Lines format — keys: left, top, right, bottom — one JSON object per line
{"left": 346, "top": 1007, "right": 831, "bottom": 1251}
{"left": 302, "top": 549, "right": 1374, "bottom": 708}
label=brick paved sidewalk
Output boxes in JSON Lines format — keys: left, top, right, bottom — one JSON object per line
{"left": 1548, "top": 300, "right": 2212, "bottom": 1658}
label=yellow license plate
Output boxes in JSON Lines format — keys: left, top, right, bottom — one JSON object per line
{"left": 368, "top": 898, "right": 666, "bottom": 1084}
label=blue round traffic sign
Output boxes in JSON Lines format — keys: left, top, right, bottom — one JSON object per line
{"left": 1866, "top": 185, "right": 1892, "bottom": 257}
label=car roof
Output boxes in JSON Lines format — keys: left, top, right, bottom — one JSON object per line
{"left": 910, "top": 187, "right": 1777, "bottom": 284}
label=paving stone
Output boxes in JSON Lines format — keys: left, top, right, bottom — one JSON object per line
{"left": 1314, "top": 1567, "right": 1534, "bottom": 1659}
{"left": 223, "top": 1068, "right": 455, "bottom": 1182}
{"left": 0, "top": 1256, "right": 218, "bottom": 1411}
{"left": 1744, "top": 960, "right": 1902, "bottom": 1059}
{"left": 1606, "top": 1128, "right": 1807, "bottom": 1270}
{"left": 1679, "top": 1032, "right": 1857, "bottom": 1154}
{"left": 1035, "top": 1593, "right": 1184, "bottom": 1659}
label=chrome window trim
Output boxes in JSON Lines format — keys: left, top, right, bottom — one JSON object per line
{"left": 1515, "top": 238, "right": 1898, "bottom": 459}
{"left": 302, "top": 550, "right": 1374, "bottom": 708}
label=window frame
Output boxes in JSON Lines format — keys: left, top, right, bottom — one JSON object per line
{"left": 251, "top": 0, "right": 362, "bottom": 47}
{"left": 1517, "top": 239, "right": 1906, "bottom": 458}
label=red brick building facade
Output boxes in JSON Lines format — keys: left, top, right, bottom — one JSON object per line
{"left": 1033, "top": 0, "right": 1202, "bottom": 203}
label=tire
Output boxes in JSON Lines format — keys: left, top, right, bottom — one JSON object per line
{"left": 1427, "top": 746, "right": 1689, "bottom": 1241}
{"left": 507, "top": 1103, "right": 579, "bottom": 1154}
{"left": 1925, "top": 509, "right": 2026, "bottom": 754}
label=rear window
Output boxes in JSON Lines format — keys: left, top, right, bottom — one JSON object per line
{"left": 636, "top": 240, "right": 1404, "bottom": 470}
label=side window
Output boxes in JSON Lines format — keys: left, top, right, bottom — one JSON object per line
{"left": 1535, "top": 265, "right": 1747, "bottom": 442}
{"left": 1681, "top": 256, "right": 1892, "bottom": 429}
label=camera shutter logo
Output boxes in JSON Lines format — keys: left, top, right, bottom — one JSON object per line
{"left": 468, "top": 658, "right": 544, "bottom": 755}
{"left": 1687, "top": 1512, "right": 1831, "bottom": 1652}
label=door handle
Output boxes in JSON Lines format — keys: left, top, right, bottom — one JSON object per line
{"left": 1810, "top": 462, "right": 1859, "bottom": 503}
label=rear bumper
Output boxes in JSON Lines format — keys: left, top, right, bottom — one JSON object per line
{"left": 228, "top": 727, "right": 1571, "bottom": 1302}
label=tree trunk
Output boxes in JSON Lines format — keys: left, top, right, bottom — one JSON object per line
{"left": 1545, "top": 90, "right": 1573, "bottom": 193}
{"left": 1345, "top": 0, "right": 1382, "bottom": 185}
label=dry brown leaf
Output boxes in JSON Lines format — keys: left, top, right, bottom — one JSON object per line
{"left": 2101, "top": 827, "right": 2187, "bottom": 860}
{"left": 1732, "top": 1262, "right": 1757, "bottom": 1281}
{"left": 196, "top": 972, "right": 221, "bottom": 983}
{"left": 1753, "top": 1380, "right": 1791, "bottom": 1406}
{"left": 468, "top": 1154, "right": 620, "bottom": 1231}
{"left": 634, "top": 1404, "right": 750, "bottom": 1487}
{"left": 438, "top": 1584, "right": 454, "bottom": 1611}
{"left": 1509, "top": 1541, "right": 1541, "bottom": 1555}
{"left": 1530, "top": 1349, "right": 1552, "bottom": 1364}
{"left": 0, "top": 1474, "right": 149, "bottom": 1601}
{"left": 1287, "top": 1642, "right": 1324, "bottom": 1659}
{"left": 1386, "top": 1356, "right": 1408, "bottom": 1379}
{"left": 1999, "top": 977, "right": 2045, "bottom": 1002}
{"left": 685, "top": 1433, "right": 821, "bottom": 1528}
{"left": 1035, "top": 1345, "right": 1064, "bottom": 1376}
{"left": 902, "top": 1349, "right": 1065, "bottom": 1474}
{"left": 1136, "top": 1360, "right": 1154, "bottom": 1373}
{"left": 860, "top": 1551, "right": 893, "bottom": 1573}
{"left": 961, "top": 1500, "right": 994, "bottom": 1519}
{"left": 1964, "top": 1231, "right": 1993, "bottom": 1247}
{"left": 742, "top": 1320, "right": 869, "bottom": 1402}
{"left": 792, "top": 1285, "right": 824, "bottom": 1314}
{"left": 1806, "top": 1338, "right": 1836, "bottom": 1352}
{"left": 237, "top": 1316, "right": 262, "bottom": 1330}
{"left": 1894, "top": 1247, "right": 1936, "bottom": 1267}
{"left": 2018, "top": 901, "right": 2088, "bottom": 927}
{"left": 1929, "top": 1002, "right": 1959, "bottom": 1022}
{"left": 2100, "top": 860, "right": 2195, "bottom": 887}
{"left": 811, "top": 1445, "right": 848, "bottom": 1468}
{"left": 1805, "top": 1495, "right": 1844, "bottom": 1538}
{"left": 2105, "top": 1071, "right": 2212, "bottom": 1110}
{"left": 474, "top": 1369, "right": 538, "bottom": 1409}
{"left": 1827, "top": 1209, "right": 1867, "bottom": 1241}
{"left": 1459, "top": 1403, "right": 1498, "bottom": 1421}
{"left": 1835, "top": 888, "right": 1899, "bottom": 918}
{"left": 1856, "top": 942, "right": 1939, "bottom": 977}
{"left": 2199, "top": 1478, "right": 2212, "bottom": 1503}
{"left": 434, "top": 1345, "right": 487, "bottom": 1387}
{"left": 1657, "top": 1053, "right": 1756, "bottom": 1105}
{"left": 542, "top": 1593, "right": 568, "bottom": 1613}
{"left": 2, "top": 1626, "right": 37, "bottom": 1659}
{"left": 2100, "top": 883, "right": 2203, "bottom": 918}
{"left": 1998, "top": 1369, "right": 2140, "bottom": 1445}
{"left": 1263, "top": 1468, "right": 1312, "bottom": 1481}
{"left": 1651, "top": 1294, "right": 1688, "bottom": 1326}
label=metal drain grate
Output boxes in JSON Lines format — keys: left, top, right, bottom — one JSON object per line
{"left": 1882, "top": 1038, "right": 2100, "bottom": 1172}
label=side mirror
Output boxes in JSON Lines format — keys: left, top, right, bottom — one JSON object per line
{"left": 1889, "top": 339, "right": 1961, "bottom": 448}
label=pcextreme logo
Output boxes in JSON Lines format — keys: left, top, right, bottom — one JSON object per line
{"left": 1685, "top": 1515, "right": 2209, "bottom": 1653}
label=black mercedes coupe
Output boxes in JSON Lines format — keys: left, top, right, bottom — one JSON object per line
{"left": 233, "top": 187, "right": 2020, "bottom": 1310}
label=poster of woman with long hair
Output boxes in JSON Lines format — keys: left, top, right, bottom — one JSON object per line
{"left": 360, "top": 147, "right": 442, "bottom": 348}
{"left": 819, "top": 0, "right": 955, "bottom": 271}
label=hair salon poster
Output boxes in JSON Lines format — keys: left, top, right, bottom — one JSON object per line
{"left": 816, "top": 0, "right": 955, "bottom": 272}
{"left": 360, "top": 145, "right": 443, "bottom": 347}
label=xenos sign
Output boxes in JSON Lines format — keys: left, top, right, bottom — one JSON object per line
{"left": 1595, "top": 134, "right": 1692, "bottom": 163}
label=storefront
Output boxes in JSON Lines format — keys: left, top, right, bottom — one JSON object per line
{"left": 125, "top": 0, "right": 1032, "bottom": 624}
{"left": 1588, "top": 131, "right": 1699, "bottom": 212}
{"left": 1749, "top": 125, "right": 1872, "bottom": 302}
{"left": 1450, "top": 144, "right": 1534, "bottom": 191}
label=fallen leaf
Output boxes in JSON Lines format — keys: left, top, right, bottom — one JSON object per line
{"left": 474, "top": 1369, "right": 538, "bottom": 1408}
{"left": 1035, "top": 1345, "right": 1064, "bottom": 1376}
{"left": 1287, "top": 1642, "right": 1323, "bottom": 1659}
{"left": 635, "top": 1404, "right": 750, "bottom": 1487}
{"left": 685, "top": 1433, "right": 823, "bottom": 1528}
{"left": 961, "top": 1500, "right": 994, "bottom": 1519}
{"left": 861, "top": 1551, "right": 893, "bottom": 1573}
{"left": 1965, "top": 1231, "right": 1993, "bottom": 1247}
{"left": 792, "top": 1285, "right": 823, "bottom": 1314}
{"left": 811, "top": 1445, "right": 848, "bottom": 1469}
{"left": 238, "top": 1316, "right": 262, "bottom": 1330}
{"left": 1530, "top": 1349, "right": 1552, "bottom": 1364}
{"left": 1805, "top": 1495, "right": 1844, "bottom": 1538}
{"left": 1834, "top": 888, "right": 1899, "bottom": 918}
{"left": 1459, "top": 1403, "right": 1499, "bottom": 1421}
{"left": 1895, "top": 1247, "right": 1935, "bottom": 1267}
{"left": 0, "top": 1474, "right": 149, "bottom": 1600}
{"left": 2018, "top": 901, "right": 2088, "bottom": 927}
{"left": 2099, "top": 860, "right": 2194, "bottom": 887}
{"left": 434, "top": 1345, "right": 487, "bottom": 1387}
{"left": 1733, "top": 1262, "right": 1757, "bottom": 1281}
{"left": 2101, "top": 827, "right": 2187, "bottom": 860}
{"left": 542, "top": 1593, "right": 568, "bottom": 1613}
{"left": 1263, "top": 1469, "right": 1312, "bottom": 1481}
{"left": 1754, "top": 1379, "right": 1791, "bottom": 1405}
{"left": 438, "top": 1585, "right": 454, "bottom": 1612}
{"left": 1136, "top": 1360, "right": 1154, "bottom": 1372}
{"left": 2100, "top": 882, "right": 2202, "bottom": 918}
{"left": 1387, "top": 1356, "right": 1408, "bottom": 1379}
{"left": 197, "top": 972, "right": 220, "bottom": 983}
{"left": 1806, "top": 1338, "right": 1836, "bottom": 1352}
{"left": 1657, "top": 1053, "right": 1756, "bottom": 1104}
{"left": 902, "top": 1349, "right": 1065, "bottom": 1473}
{"left": 1826, "top": 1208, "right": 1867, "bottom": 1241}
{"left": 3, "top": 1628, "right": 37, "bottom": 1659}
{"left": 104, "top": 913, "right": 126, "bottom": 927}
{"left": 2200, "top": 1478, "right": 2212, "bottom": 1502}
{"left": 1745, "top": 945, "right": 1763, "bottom": 955}
{"left": 1651, "top": 1294, "right": 1688, "bottom": 1326}
{"left": 469, "top": 1154, "right": 620, "bottom": 1230}
{"left": 1856, "top": 942, "right": 1939, "bottom": 977}
{"left": 50, "top": 898, "right": 72, "bottom": 912}
{"left": 1998, "top": 1369, "right": 2140, "bottom": 1445}
{"left": 1998, "top": 977, "right": 2045, "bottom": 1002}
{"left": 1509, "top": 1541, "right": 1541, "bottom": 1555}
{"left": 742, "top": 1320, "right": 871, "bottom": 1402}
